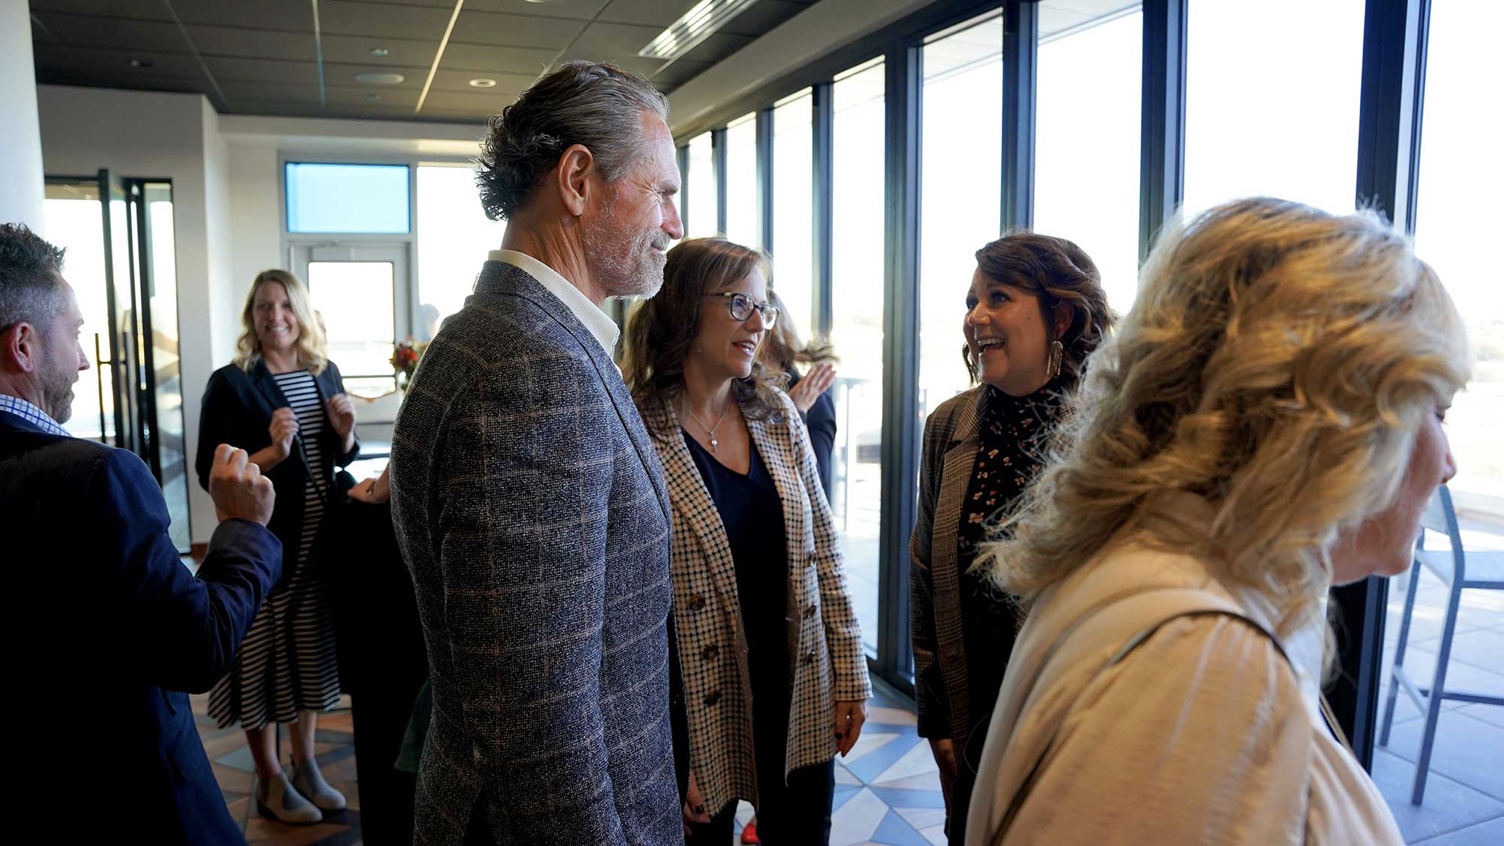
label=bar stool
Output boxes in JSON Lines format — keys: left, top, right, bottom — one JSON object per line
{"left": 1378, "top": 484, "right": 1504, "bottom": 804}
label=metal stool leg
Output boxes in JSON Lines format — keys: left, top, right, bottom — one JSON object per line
{"left": 1380, "top": 558, "right": 1423, "bottom": 747}
{"left": 1411, "top": 576, "right": 1465, "bottom": 805}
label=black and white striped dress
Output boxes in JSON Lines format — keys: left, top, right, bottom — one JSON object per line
{"left": 209, "top": 369, "right": 342, "bottom": 730}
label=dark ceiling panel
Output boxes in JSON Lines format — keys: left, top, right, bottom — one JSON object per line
{"left": 319, "top": 1, "right": 455, "bottom": 39}
{"left": 650, "top": 59, "right": 714, "bottom": 88}
{"left": 184, "top": 25, "right": 323, "bottom": 64}
{"left": 321, "top": 33, "right": 441, "bottom": 68}
{"left": 676, "top": 31, "right": 756, "bottom": 66}
{"left": 31, "top": 13, "right": 192, "bottom": 53}
{"left": 715, "top": 0, "right": 810, "bottom": 37}
{"left": 464, "top": 0, "right": 610, "bottom": 19}
{"left": 171, "top": 0, "right": 315, "bottom": 30}
{"left": 563, "top": 21, "right": 662, "bottom": 62}
{"left": 439, "top": 41, "right": 557, "bottom": 75}
{"left": 29, "top": 0, "right": 817, "bottom": 122}
{"left": 229, "top": 98, "right": 416, "bottom": 120}
{"left": 28, "top": 0, "right": 171, "bottom": 21}
{"left": 216, "top": 79, "right": 423, "bottom": 110}
{"left": 34, "top": 72, "right": 214, "bottom": 98}
{"left": 32, "top": 43, "right": 208, "bottom": 79}
{"left": 449, "top": 9, "right": 587, "bottom": 49}
{"left": 201, "top": 56, "right": 322, "bottom": 86}
{"left": 595, "top": 0, "right": 701, "bottom": 28}
{"left": 421, "top": 88, "right": 531, "bottom": 115}
{"left": 426, "top": 68, "right": 539, "bottom": 93}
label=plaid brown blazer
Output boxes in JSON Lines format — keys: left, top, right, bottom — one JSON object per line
{"left": 390, "top": 261, "right": 681, "bottom": 845}
{"left": 638, "top": 392, "right": 871, "bottom": 816}
{"left": 910, "top": 386, "right": 987, "bottom": 744}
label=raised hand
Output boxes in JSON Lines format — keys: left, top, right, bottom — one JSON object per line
{"left": 268, "top": 407, "right": 299, "bottom": 460}
{"left": 209, "top": 444, "right": 275, "bottom": 525}
{"left": 788, "top": 363, "right": 837, "bottom": 413}
{"left": 326, "top": 393, "right": 356, "bottom": 442}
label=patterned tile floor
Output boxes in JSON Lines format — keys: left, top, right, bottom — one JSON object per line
{"left": 199, "top": 527, "right": 1502, "bottom": 846}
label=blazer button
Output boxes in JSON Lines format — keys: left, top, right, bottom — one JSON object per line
{"left": 703, "top": 644, "right": 720, "bottom": 661}
{"left": 688, "top": 596, "right": 707, "bottom": 612}
{"left": 804, "top": 603, "right": 817, "bottom": 619}
{"left": 803, "top": 648, "right": 817, "bottom": 664}
{"left": 704, "top": 691, "right": 722, "bottom": 707}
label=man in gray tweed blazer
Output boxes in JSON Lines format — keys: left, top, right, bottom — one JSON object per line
{"left": 389, "top": 62, "right": 685, "bottom": 844}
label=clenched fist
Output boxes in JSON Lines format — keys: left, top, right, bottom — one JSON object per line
{"left": 268, "top": 407, "right": 299, "bottom": 460}
{"left": 326, "top": 393, "right": 356, "bottom": 442}
{"left": 209, "top": 444, "right": 275, "bottom": 525}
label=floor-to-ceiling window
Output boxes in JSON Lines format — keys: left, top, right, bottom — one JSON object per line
{"left": 1181, "top": 0, "right": 1366, "bottom": 217}
{"left": 1411, "top": 3, "right": 1504, "bottom": 518}
{"left": 831, "top": 57, "right": 887, "bottom": 657}
{"left": 724, "top": 113, "right": 761, "bottom": 249}
{"left": 415, "top": 164, "right": 505, "bottom": 329}
{"left": 772, "top": 89, "right": 815, "bottom": 333}
{"left": 1033, "top": 2, "right": 1142, "bottom": 312}
{"left": 686, "top": 132, "right": 719, "bottom": 239}
{"left": 917, "top": 12, "right": 1004, "bottom": 423}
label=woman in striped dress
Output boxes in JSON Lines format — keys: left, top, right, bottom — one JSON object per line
{"left": 196, "top": 269, "right": 358, "bottom": 825}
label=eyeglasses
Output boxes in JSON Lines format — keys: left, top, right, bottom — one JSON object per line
{"left": 706, "top": 292, "right": 779, "bottom": 329}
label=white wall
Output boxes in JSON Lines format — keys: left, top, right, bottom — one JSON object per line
{"left": 227, "top": 142, "right": 283, "bottom": 312}
{"left": 0, "top": 0, "right": 44, "bottom": 230}
{"left": 37, "top": 84, "right": 231, "bottom": 544}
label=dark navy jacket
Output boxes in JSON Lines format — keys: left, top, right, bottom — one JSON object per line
{"left": 1, "top": 409, "right": 282, "bottom": 844}
{"left": 195, "top": 359, "right": 358, "bottom": 579}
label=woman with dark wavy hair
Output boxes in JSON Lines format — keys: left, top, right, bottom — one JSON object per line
{"left": 623, "top": 237, "right": 871, "bottom": 845}
{"left": 909, "top": 233, "right": 1113, "bottom": 844}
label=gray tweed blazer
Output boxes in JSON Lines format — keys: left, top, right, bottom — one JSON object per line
{"left": 389, "top": 260, "right": 682, "bottom": 845}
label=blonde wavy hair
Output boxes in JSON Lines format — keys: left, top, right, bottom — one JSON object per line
{"left": 979, "top": 197, "right": 1470, "bottom": 637}
{"left": 233, "top": 269, "right": 328, "bottom": 375}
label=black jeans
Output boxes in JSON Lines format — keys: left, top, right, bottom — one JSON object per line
{"left": 688, "top": 759, "right": 836, "bottom": 846}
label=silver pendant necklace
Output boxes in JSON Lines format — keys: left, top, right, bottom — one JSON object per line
{"left": 682, "top": 397, "right": 733, "bottom": 453}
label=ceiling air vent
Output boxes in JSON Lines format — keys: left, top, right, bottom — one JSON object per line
{"left": 638, "top": 0, "right": 760, "bottom": 62}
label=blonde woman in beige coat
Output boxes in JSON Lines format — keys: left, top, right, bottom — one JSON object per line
{"left": 624, "top": 238, "right": 872, "bottom": 845}
{"left": 966, "top": 197, "right": 1467, "bottom": 845}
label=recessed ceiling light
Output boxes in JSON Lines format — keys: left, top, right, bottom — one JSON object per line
{"left": 354, "top": 72, "right": 405, "bottom": 85}
{"left": 524, "top": 0, "right": 553, "bottom": 4}
{"left": 468, "top": 78, "right": 497, "bottom": 88}
{"left": 369, "top": 47, "right": 390, "bottom": 57}
{"left": 129, "top": 59, "right": 153, "bottom": 68}
{"left": 366, "top": 93, "right": 382, "bottom": 101}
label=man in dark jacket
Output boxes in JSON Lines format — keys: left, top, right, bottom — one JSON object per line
{"left": 0, "top": 222, "right": 282, "bottom": 844}
{"left": 389, "top": 62, "right": 686, "bottom": 845}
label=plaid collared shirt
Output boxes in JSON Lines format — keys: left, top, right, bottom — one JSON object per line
{"left": 0, "top": 394, "right": 70, "bottom": 437}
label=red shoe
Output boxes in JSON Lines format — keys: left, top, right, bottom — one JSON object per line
{"left": 741, "top": 819, "right": 760, "bottom": 844}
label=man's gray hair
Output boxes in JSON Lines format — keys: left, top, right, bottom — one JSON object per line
{"left": 0, "top": 223, "right": 68, "bottom": 333}
{"left": 476, "top": 61, "right": 670, "bottom": 221}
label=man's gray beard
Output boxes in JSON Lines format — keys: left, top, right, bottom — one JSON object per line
{"left": 42, "top": 382, "right": 74, "bottom": 424}
{"left": 584, "top": 234, "right": 664, "bottom": 299}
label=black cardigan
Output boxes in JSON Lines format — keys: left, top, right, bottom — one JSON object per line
{"left": 195, "top": 358, "right": 359, "bottom": 576}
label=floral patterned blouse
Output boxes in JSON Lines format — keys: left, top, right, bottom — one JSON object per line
{"left": 955, "top": 378, "right": 1067, "bottom": 732}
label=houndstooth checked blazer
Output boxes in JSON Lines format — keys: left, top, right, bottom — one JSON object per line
{"left": 637, "top": 392, "right": 871, "bottom": 816}
{"left": 389, "top": 260, "right": 682, "bottom": 845}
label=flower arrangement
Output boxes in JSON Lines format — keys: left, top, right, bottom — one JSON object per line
{"left": 391, "top": 338, "right": 428, "bottom": 389}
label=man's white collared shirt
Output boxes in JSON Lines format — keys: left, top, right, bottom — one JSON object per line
{"left": 488, "top": 249, "right": 620, "bottom": 356}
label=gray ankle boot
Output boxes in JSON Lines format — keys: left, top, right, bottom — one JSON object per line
{"left": 292, "top": 758, "right": 347, "bottom": 812}
{"left": 256, "top": 771, "right": 323, "bottom": 825}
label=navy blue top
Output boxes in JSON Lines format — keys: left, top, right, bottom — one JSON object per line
{"left": 683, "top": 431, "right": 791, "bottom": 711}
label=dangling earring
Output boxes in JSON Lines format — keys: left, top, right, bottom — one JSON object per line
{"left": 1046, "top": 340, "right": 1064, "bottom": 381}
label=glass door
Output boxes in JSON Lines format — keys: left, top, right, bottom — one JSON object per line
{"left": 291, "top": 243, "right": 411, "bottom": 466}
{"left": 42, "top": 172, "right": 190, "bottom": 550}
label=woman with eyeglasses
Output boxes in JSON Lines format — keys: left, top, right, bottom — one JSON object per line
{"left": 623, "top": 238, "right": 871, "bottom": 845}
{"left": 910, "top": 234, "right": 1113, "bottom": 844}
